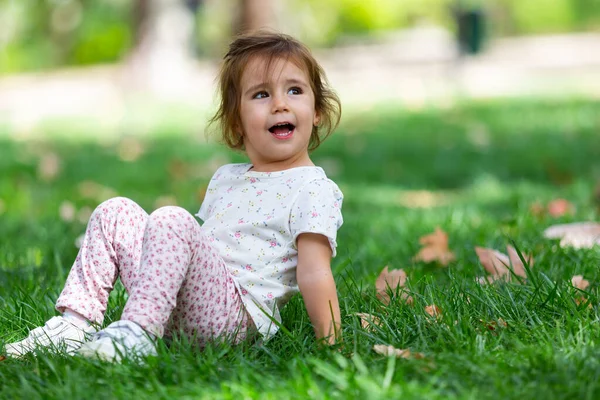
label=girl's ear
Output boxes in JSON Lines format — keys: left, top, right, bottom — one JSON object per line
{"left": 313, "top": 111, "right": 321, "bottom": 126}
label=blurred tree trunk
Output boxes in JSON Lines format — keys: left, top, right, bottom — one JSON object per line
{"left": 237, "top": 0, "right": 274, "bottom": 34}
{"left": 126, "top": 0, "right": 197, "bottom": 97}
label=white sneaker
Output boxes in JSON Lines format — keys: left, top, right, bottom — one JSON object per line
{"left": 77, "top": 320, "right": 157, "bottom": 363}
{"left": 5, "top": 316, "right": 96, "bottom": 357}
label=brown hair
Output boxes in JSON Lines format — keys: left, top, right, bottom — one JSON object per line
{"left": 209, "top": 31, "right": 341, "bottom": 151}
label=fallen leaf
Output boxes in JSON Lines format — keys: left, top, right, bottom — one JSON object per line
{"left": 543, "top": 222, "right": 600, "bottom": 249}
{"left": 0, "top": 355, "right": 5, "bottom": 362}
{"left": 572, "top": 275, "right": 592, "bottom": 308}
{"left": 413, "top": 227, "right": 456, "bottom": 266}
{"left": 373, "top": 345, "right": 425, "bottom": 359}
{"left": 375, "top": 266, "right": 412, "bottom": 305}
{"left": 547, "top": 199, "right": 575, "bottom": 218}
{"left": 354, "top": 313, "right": 382, "bottom": 330}
{"left": 574, "top": 296, "right": 592, "bottom": 308}
{"left": 424, "top": 304, "right": 442, "bottom": 319}
{"left": 571, "top": 275, "right": 590, "bottom": 291}
{"left": 475, "top": 245, "right": 533, "bottom": 283}
{"left": 481, "top": 318, "right": 508, "bottom": 331}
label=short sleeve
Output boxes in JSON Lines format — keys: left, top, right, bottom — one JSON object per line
{"left": 289, "top": 179, "right": 344, "bottom": 257}
{"left": 196, "top": 165, "right": 227, "bottom": 221}
{"left": 196, "top": 189, "right": 212, "bottom": 222}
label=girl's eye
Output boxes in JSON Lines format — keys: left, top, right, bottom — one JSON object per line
{"left": 288, "top": 87, "right": 302, "bottom": 95}
{"left": 253, "top": 91, "right": 269, "bottom": 99}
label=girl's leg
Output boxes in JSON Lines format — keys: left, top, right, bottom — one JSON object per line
{"left": 119, "top": 206, "right": 253, "bottom": 344}
{"left": 55, "top": 197, "right": 149, "bottom": 324}
{"left": 6, "top": 197, "right": 148, "bottom": 357}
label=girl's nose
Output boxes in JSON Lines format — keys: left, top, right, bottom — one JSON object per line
{"left": 271, "top": 94, "right": 289, "bottom": 113}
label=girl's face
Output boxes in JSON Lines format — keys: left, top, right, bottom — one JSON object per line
{"left": 238, "top": 56, "right": 319, "bottom": 172}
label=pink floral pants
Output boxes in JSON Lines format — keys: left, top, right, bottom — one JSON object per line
{"left": 55, "top": 197, "right": 254, "bottom": 345}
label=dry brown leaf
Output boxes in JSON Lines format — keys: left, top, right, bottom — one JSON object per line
{"left": 475, "top": 247, "right": 510, "bottom": 278}
{"left": 572, "top": 275, "right": 592, "bottom": 308}
{"left": 354, "top": 313, "right": 382, "bottom": 330}
{"left": 481, "top": 318, "right": 508, "bottom": 331}
{"left": 373, "top": 345, "right": 425, "bottom": 359}
{"left": 575, "top": 296, "right": 592, "bottom": 308}
{"left": 0, "top": 355, "right": 5, "bottom": 362}
{"left": 424, "top": 304, "right": 442, "bottom": 319}
{"left": 413, "top": 227, "right": 456, "bottom": 266}
{"left": 547, "top": 199, "right": 575, "bottom": 218}
{"left": 544, "top": 222, "right": 600, "bottom": 249}
{"left": 572, "top": 275, "right": 590, "bottom": 291}
{"left": 376, "top": 266, "right": 411, "bottom": 305}
{"left": 475, "top": 246, "right": 533, "bottom": 283}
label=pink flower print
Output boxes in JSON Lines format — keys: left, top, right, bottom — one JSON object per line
{"left": 235, "top": 231, "right": 241, "bottom": 239}
{"left": 282, "top": 257, "right": 289, "bottom": 263}
{"left": 227, "top": 202, "right": 232, "bottom": 208}
{"left": 227, "top": 186, "right": 233, "bottom": 193}
{"left": 269, "top": 240, "right": 277, "bottom": 247}
{"left": 250, "top": 177, "right": 257, "bottom": 183}
{"left": 267, "top": 292, "right": 274, "bottom": 299}
{"left": 238, "top": 218, "right": 244, "bottom": 224}
{"left": 256, "top": 190, "right": 263, "bottom": 196}
{"left": 311, "top": 211, "right": 319, "bottom": 217}
{"left": 245, "top": 264, "right": 252, "bottom": 271}
{"left": 242, "top": 289, "right": 249, "bottom": 295}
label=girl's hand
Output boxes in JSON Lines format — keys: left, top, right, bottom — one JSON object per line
{"left": 296, "top": 233, "right": 341, "bottom": 345}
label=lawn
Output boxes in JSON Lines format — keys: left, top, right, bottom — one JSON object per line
{"left": 1, "top": 98, "right": 599, "bottom": 399}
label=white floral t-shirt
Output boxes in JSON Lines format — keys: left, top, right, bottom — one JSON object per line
{"left": 196, "top": 163, "right": 344, "bottom": 339}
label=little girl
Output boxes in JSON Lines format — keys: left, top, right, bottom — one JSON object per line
{"left": 5, "top": 31, "right": 344, "bottom": 361}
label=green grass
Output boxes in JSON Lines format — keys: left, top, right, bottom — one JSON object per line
{"left": 1, "top": 98, "right": 600, "bottom": 399}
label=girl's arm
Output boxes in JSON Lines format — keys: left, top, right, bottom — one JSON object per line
{"left": 296, "top": 232, "right": 341, "bottom": 345}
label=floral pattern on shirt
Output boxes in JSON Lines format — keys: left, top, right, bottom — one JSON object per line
{"left": 197, "top": 163, "right": 344, "bottom": 339}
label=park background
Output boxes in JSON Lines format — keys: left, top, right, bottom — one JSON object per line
{"left": 1, "top": 1, "right": 600, "bottom": 399}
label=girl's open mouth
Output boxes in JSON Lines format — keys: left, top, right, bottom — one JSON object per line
{"left": 268, "top": 123, "right": 295, "bottom": 139}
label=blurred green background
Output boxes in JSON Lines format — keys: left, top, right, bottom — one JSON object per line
{"left": 2, "top": 0, "right": 600, "bottom": 75}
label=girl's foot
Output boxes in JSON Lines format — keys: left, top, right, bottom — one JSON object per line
{"left": 5, "top": 316, "right": 97, "bottom": 357}
{"left": 77, "top": 320, "right": 157, "bottom": 363}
